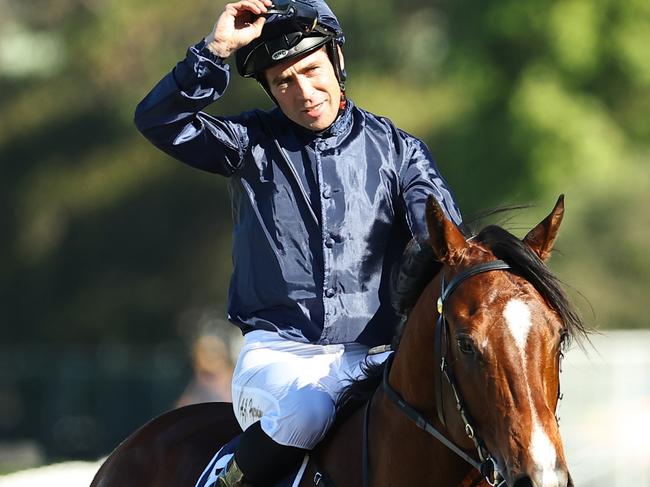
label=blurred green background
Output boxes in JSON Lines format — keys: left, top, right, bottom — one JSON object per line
{"left": 1, "top": 0, "right": 648, "bottom": 465}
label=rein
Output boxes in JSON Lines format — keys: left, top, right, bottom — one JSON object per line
{"left": 380, "top": 260, "right": 512, "bottom": 487}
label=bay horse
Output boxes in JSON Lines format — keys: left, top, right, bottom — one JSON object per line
{"left": 92, "top": 195, "right": 587, "bottom": 487}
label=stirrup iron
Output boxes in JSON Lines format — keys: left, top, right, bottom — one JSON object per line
{"left": 215, "top": 458, "right": 250, "bottom": 487}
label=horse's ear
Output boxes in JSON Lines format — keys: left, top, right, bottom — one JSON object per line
{"left": 523, "top": 195, "right": 565, "bottom": 262}
{"left": 425, "top": 195, "right": 467, "bottom": 264}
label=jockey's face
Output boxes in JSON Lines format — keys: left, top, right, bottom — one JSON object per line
{"left": 266, "top": 47, "right": 343, "bottom": 131}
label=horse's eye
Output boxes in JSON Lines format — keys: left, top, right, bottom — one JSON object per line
{"left": 457, "top": 337, "right": 475, "bottom": 355}
{"left": 559, "top": 329, "right": 570, "bottom": 351}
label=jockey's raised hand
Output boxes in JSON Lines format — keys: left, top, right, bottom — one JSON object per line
{"left": 205, "top": 0, "right": 273, "bottom": 58}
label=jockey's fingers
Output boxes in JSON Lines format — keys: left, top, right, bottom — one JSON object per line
{"left": 225, "top": 0, "right": 270, "bottom": 17}
{"left": 250, "top": 14, "right": 266, "bottom": 33}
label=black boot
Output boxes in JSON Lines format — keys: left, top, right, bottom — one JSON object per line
{"left": 231, "top": 421, "right": 306, "bottom": 486}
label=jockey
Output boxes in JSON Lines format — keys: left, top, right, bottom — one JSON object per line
{"left": 134, "top": 1, "right": 462, "bottom": 485}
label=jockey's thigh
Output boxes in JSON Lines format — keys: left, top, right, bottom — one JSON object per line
{"left": 231, "top": 330, "right": 386, "bottom": 449}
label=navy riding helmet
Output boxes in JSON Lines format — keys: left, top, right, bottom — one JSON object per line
{"left": 235, "top": 0, "right": 346, "bottom": 92}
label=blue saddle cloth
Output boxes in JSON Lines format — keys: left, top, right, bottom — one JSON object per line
{"left": 195, "top": 435, "right": 309, "bottom": 487}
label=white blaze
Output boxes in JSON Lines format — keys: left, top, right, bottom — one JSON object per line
{"left": 503, "top": 299, "right": 532, "bottom": 353}
{"left": 531, "top": 424, "right": 560, "bottom": 486}
{"left": 503, "top": 299, "right": 561, "bottom": 486}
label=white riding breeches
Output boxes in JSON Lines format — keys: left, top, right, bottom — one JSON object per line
{"left": 231, "top": 330, "right": 390, "bottom": 449}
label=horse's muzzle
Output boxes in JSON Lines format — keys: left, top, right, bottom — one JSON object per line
{"left": 511, "top": 468, "right": 571, "bottom": 487}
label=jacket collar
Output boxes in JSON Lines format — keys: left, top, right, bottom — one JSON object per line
{"left": 278, "top": 99, "right": 354, "bottom": 144}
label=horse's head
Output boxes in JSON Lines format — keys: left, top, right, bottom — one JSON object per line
{"left": 416, "top": 195, "right": 585, "bottom": 487}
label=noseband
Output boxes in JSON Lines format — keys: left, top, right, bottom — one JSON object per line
{"left": 382, "top": 260, "right": 512, "bottom": 487}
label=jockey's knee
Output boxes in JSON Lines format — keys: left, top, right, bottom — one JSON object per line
{"left": 264, "top": 388, "right": 335, "bottom": 449}
{"left": 290, "top": 389, "right": 335, "bottom": 446}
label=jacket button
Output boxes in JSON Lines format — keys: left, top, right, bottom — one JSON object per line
{"left": 325, "top": 237, "right": 335, "bottom": 248}
{"left": 325, "top": 288, "right": 335, "bottom": 298}
{"left": 322, "top": 188, "right": 332, "bottom": 199}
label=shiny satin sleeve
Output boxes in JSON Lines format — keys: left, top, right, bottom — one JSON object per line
{"left": 398, "top": 132, "right": 463, "bottom": 240}
{"left": 134, "top": 40, "right": 252, "bottom": 175}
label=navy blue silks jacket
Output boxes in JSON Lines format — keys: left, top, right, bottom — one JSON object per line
{"left": 134, "top": 40, "right": 462, "bottom": 347}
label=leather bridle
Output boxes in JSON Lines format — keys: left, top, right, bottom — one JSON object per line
{"left": 331, "top": 258, "right": 565, "bottom": 487}
{"left": 380, "top": 260, "right": 512, "bottom": 487}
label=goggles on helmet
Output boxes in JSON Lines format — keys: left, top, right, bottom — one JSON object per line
{"left": 264, "top": 0, "right": 320, "bottom": 33}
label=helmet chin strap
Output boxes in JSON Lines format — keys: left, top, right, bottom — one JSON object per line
{"left": 339, "top": 90, "right": 346, "bottom": 112}
{"left": 326, "top": 39, "right": 347, "bottom": 116}
{"left": 325, "top": 39, "right": 347, "bottom": 105}
{"left": 256, "top": 77, "right": 279, "bottom": 106}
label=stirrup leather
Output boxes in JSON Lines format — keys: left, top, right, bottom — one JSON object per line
{"left": 215, "top": 458, "right": 250, "bottom": 487}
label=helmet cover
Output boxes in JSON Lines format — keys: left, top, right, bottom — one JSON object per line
{"left": 235, "top": 0, "right": 344, "bottom": 78}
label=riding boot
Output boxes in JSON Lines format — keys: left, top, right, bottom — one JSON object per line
{"left": 214, "top": 457, "right": 250, "bottom": 487}
{"left": 230, "top": 421, "right": 306, "bottom": 486}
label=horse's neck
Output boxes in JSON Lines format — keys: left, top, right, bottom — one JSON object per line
{"left": 369, "top": 391, "right": 474, "bottom": 486}
{"left": 390, "top": 277, "right": 440, "bottom": 409}
{"left": 368, "top": 278, "right": 473, "bottom": 486}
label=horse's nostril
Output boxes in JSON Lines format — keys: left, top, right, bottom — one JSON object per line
{"left": 512, "top": 476, "right": 534, "bottom": 487}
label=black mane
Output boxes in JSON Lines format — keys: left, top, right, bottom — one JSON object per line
{"left": 336, "top": 222, "right": 589, "bottom": 413}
